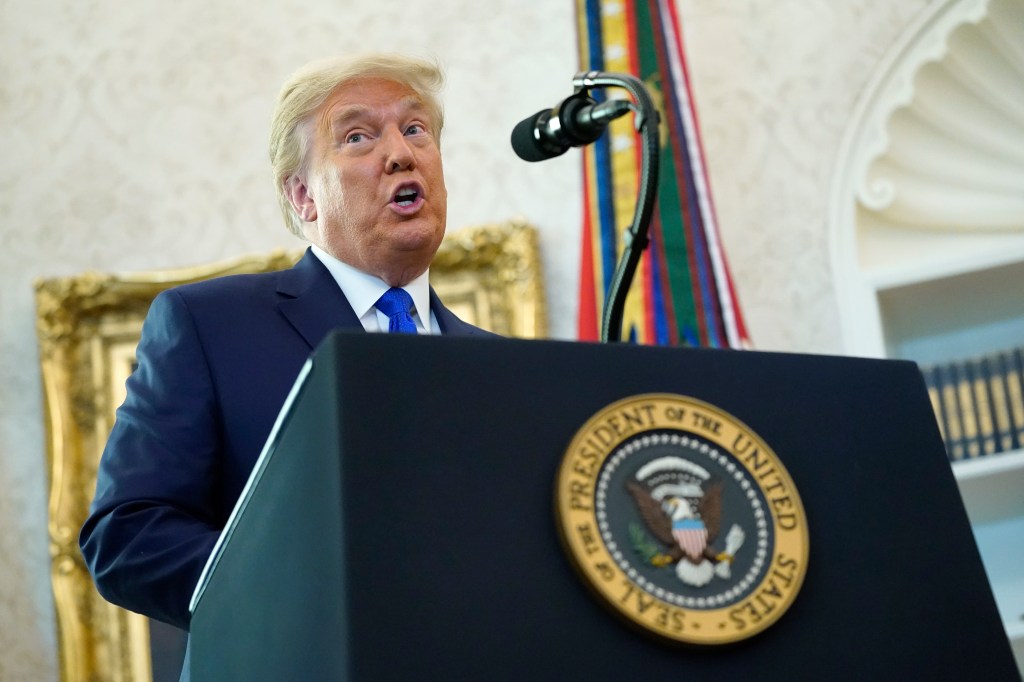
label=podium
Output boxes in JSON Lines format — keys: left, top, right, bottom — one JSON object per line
{"left": 189, "top": 332, "right": 1018, "bottom": 679}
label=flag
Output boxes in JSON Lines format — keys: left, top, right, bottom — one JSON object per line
{"left": 576, "top": 0, "right": 750, "bottom": 348}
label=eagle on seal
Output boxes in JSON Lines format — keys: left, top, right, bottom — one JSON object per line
{"left": 626, "top": 479, "right": 745, "bottom": 587}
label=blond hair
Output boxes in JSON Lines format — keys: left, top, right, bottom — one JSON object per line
{"left": 269, "top": 53, "right": 445, "bottom": 237}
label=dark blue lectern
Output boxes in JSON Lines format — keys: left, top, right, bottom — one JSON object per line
{"left": 189, "top": 333, "right": 1018, "bottom": 679}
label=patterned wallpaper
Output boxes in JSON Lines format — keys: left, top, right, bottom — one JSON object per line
{"left": 0, "top": 0, "right": 927, "bottom": 678}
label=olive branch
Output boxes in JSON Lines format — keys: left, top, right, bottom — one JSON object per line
{"left": 629, "top": 523, "right": 660, "bottom": 564}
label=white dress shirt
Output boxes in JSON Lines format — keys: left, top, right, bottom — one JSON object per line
{"left": 309, "top": 245, "right": 439, "bottom": 334}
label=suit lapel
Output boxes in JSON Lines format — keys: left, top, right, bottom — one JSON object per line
{"left": 277, "top": 249, "right": 493, "bottom": 346}
{"left": 277, "top": 249, "right": 363, "bottom": 350}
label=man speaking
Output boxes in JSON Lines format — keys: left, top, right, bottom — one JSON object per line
{"left": 80, "top": 53, "right": 494, "bottom": 635}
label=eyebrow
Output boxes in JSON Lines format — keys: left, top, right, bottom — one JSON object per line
{"left": 328, "top": 96, "right": 427, "bottom": 133}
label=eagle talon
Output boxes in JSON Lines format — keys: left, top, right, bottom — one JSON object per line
{"left": 650, "top": 553, "right": 674, "bottom": 567}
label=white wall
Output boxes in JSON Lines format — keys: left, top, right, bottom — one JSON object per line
{"left": 0, "top": 0, "right": 928, "bottom": 678}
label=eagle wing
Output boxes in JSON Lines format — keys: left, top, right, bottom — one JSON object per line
{"left": 625, "top": 480, "right": 675, "bottom": 547}
{"left": 698, "top": 480, "right": 724, "bottom": 542}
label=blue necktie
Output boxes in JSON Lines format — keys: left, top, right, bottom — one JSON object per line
{"left": 375, "top": 287, "right": 418, "bottom": 334}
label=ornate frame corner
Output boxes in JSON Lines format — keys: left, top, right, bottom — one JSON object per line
{"left": 432, "top": 218, "right": 548, "bottom": 339}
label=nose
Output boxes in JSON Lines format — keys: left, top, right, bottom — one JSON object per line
{"left": 383, "top": 128, "right": 414, "bottom": 174}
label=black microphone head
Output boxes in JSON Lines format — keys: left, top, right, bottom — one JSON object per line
{"left": 511, "top": 110, "right": 569, "bottom": 162}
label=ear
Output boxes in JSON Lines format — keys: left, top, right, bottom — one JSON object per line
{"left": 284, "top": 174, "right": 317, "bottom": 222}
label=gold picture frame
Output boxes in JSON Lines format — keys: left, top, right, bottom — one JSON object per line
{"left": 35, "top": 219, "right": 546, "bottom": 682}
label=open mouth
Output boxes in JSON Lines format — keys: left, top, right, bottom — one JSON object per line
{"left": 393, "top": 186, "right": 421, "bottom": 207}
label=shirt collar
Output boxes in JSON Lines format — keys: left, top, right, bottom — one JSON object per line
{"left": 309, "top": 244, "right": 431, "bottom": 327}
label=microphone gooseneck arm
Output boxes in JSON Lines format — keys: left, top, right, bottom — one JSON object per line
{"left": 571, "top": 71, "right": 660, "bottom": 343}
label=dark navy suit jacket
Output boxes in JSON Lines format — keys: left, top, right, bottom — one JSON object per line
{"left": 80, "top": 248, "right": 493, "bottom": 631}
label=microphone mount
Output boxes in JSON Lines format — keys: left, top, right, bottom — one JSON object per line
{"left": 569, "top": 71, "right": 661, "bottom": 343}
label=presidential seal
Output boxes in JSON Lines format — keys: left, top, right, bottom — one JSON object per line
{"left": 555, "top": 394, "right": 809, "bottom": 645}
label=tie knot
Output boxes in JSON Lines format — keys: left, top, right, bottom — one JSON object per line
{"left": 375, "top": 287, "right": 418, "bottom": 334}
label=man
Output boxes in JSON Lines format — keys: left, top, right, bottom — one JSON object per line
{"left": 80, "top": 53, "right": 494, "bottom": 634}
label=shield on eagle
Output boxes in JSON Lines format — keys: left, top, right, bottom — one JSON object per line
{"left": 672, "top": 517, "right": 708, "bottom": 561}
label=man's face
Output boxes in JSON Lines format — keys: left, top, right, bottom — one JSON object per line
{"left": 294, "top": 78, "right": 447, "bottom": 286}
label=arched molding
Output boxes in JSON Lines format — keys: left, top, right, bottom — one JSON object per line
{"left": 829, "top": 0, "right": 1024, "bottom": 357}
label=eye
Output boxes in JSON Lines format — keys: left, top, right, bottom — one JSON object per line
{"left": 345, "top": 131, "right": 366, "bottom": 144}
{"left": 404, "top": 123, "right": 426, "bottom": 136}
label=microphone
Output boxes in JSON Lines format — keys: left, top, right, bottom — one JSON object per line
{"left": 511, "top": 94, "right": 633, "bottom": 162}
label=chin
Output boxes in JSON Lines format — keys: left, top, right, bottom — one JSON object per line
{"left": 391, "top": 221, "right": 444, "bottom": 253}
